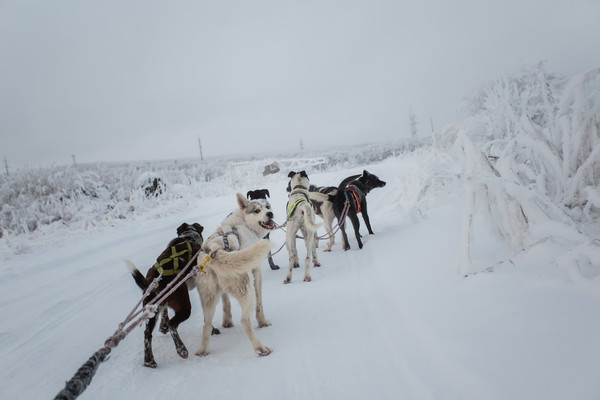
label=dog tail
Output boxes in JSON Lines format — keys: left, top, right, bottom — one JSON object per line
{"left": 125, "top": 260, "right": 150, "bottom": 291}
{"left": 300, "top": 203, "right": 323, "bottom": 231}
{"left": 309, "top": 192, "right": 329, "bottom": 202}
{"left": 206, "top": 239, "right": 271, "bottom": 277}
{"left": 337, "top": 173, "right": 362, "bottom": 190}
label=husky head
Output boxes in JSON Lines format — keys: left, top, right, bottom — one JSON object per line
{"left": 287, "top": 170, "right": 310, "bottom": 193}
{"left": 358, "top": 170, "right": 386, "bottom": 193}
{"left": 236, "top": 192, "right": 276, "bottom": 234}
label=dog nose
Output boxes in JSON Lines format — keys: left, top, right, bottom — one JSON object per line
{"left": 267, "top": 211, "right": 273, "bottom": 218}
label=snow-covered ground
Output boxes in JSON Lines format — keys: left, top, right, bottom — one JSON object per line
{"left": 2, "top": 152, "right": 599, "bottom": 400}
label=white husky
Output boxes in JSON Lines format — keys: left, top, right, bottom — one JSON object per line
{"left": 284, "top": 171, "right": 323, "bottom": 283}
{"left": 195, "top": 193, "right": 275, "bottom": 357}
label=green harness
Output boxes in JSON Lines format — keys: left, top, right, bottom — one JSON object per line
{"left": 152, "top": 241, "right": 193, "bottom": 277}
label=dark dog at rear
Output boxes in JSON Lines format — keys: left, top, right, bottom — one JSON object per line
{"left": 320, "top": 170, "right": 386, "bottom": 250}
{"left": 247, "top": 189, "right": 279, "bottom": 270}
{"left": 126, "top": 222, "right": 204, "bottom": 368}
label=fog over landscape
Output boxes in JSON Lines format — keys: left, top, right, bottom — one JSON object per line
{"left": 1, "top": 0, "right": 599, "bottom": 167}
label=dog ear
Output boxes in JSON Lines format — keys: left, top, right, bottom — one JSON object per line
{"left": 192, "top": 223, "right": 204, "bottom": 234}
{"left": 363, "top": 170, "right": 369, "bottom": 176}
{"left": 300, "top": 170, "right": 308, "bottom": 178}
{"left": 263, "top": 189, "right": 270, "bottom": 198}
{"left": 288, "top": 171, "right": 296, "bottom": 178}
{"left": 236, "top": 192, "right": 249, "bottom": 210}
{"left": 177, "top": 223, "right": 189, "bottom": 235}
{"left": 246, "top": 190, "right": 253, "bottom": 199}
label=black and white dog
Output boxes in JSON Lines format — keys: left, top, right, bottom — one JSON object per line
{"left": 313, "top": 170, "right": 386, "bottom": 250}
{"left": 246, "top": 189, "right": 279, "bottom": 270}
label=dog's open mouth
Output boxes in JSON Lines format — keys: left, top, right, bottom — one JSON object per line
{"left": 260, "top": 220, "right": 276, "bottom": 230}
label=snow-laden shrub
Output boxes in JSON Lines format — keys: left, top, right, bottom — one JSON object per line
{"left": 443, "top": 64, "right": 600, "bottom": 271}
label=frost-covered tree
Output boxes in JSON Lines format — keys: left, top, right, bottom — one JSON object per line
{"left": 443, "top": 64, "right": 600, "bottom": 272}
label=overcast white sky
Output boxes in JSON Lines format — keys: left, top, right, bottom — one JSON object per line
{"left": 1, "top": 0, "right": 599, "bottom": 168}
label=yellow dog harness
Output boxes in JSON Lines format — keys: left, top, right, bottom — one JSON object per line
{"left": 152, "top": 241, "right": 193, "bottom": 277}
{"left": 286, "top": 196, "right": 313, "bottom": 219}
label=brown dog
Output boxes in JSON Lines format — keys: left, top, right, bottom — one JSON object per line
{"left": 126, "top": 222, "right": 204, "bottom": 368}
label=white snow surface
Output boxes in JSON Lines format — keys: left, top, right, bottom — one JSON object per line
{"left": 2, "top": 153, "right": 600, "bottom": 400}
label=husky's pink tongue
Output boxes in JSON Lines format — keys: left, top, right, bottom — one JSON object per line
{"left": 261, "top": 220, "right": 275, "bottom": 230}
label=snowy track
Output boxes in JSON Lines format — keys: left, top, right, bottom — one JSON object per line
{"left": 2, "top": 158, "right": 600, "bottom": 400}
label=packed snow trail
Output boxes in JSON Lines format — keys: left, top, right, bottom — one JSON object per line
{"left": 1, "top": 158, "right": 600, "bottom": 400}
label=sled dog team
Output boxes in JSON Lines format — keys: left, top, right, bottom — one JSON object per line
{"left": 126, "top": 170, "right": 386, "bottom": 367}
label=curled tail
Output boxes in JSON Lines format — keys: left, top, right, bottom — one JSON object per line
{"left": 205, "top": 239, "right": 271, "bottom": 278}
{"left": 125, "top": 260, "right": 150, "bottom": 291}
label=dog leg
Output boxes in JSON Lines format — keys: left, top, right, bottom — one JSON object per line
{"left": 284, "top": 226, "right": 299, "bottom": 283}
{"left": 196, "top": 287, "right": 219, "bottom": 357}
{"left": 361, "top": 204, "right": 375, "bottom": 235}
{"left": 143, "top": 315, "right": 158, "bottom": 368}
{"left": 348, "top": 213, "right": 363, "bottom": 249}
{"left": 301, "top": 226, "right": 318, "bottom": 282}
{"left": 169, "top": 325, "right": 188, "bottom": 359}
{"left": 233, "top": 286, "right": 272, "bottom": 356}
{"left": 252, "top": 268, "right": 271, "bottom": 327}
{"left": 339, "top": 220, "right": 351, "bottom": 251}
{"left": 166, "top": 288, "right": 191, "bottom": 359}
{"left": 310, "top": 233, "right": 321, "bottom": 269}
{"left": 266, "top": 233, "right": 279, "bottom": 270}
{"left": 158, "top": 307, "right": 169, "bottom": 334}
{"left": 303, "top": 241, "right": 312, "bottom": 282}
{"left": 323, "top": 208, "right": 335, "bottom": 252}
{"left": 221, "top": 293, "right": 234, "bottom": 328}
{"left": 267, "top": 251, "right": 279, "bottom": 270}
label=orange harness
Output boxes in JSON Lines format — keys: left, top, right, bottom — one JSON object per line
{"left": 345, "top": 185, "right": 362, "bottom": 214}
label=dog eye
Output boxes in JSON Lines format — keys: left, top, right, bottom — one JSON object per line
{"left": 254, "top": 209, "right": 261, "bottom": 213}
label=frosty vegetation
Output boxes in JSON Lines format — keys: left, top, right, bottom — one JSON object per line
{"left": 0, "top": 140, "right": 423, "bottom": 248}
{"left": 441, "top": 64, "right": 600, "bottom": 274}
{"left": 2, "top": 64, "right": 598, "bottom": 274}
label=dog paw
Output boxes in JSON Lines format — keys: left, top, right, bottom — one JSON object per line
{"left": 222, "top": 320, "right": 234, "bottom": 328}
{"left": 196, "top": 349, "right": 209, "bottom": 357}
{"left": 258, "top": 320, "right": 271, "bottom": 328}
{"left": 177, "top": 347, "right": 189, "bottom": 359}
{"left": 314, "top": 262, "right": 321, "bottom": 267}
{"left": 293, "top": 263, "right": 300, "bottom": 269}
{"left": 255, "top": 346, "right": 272, "bottom": 356}
{"left": 144, "top": 360, "right": 158, "bottom": 368}
{"left": 269, "top": 264, "right": 280, "bottom": 270}
{"left": 303, "top": 276, "right": 312, "bottom": 282}
{"left": 211, "top": 326, "right": 221, "bottom": 335}
{"left": 283, "top": 277, "right": 291, "bottom": 284}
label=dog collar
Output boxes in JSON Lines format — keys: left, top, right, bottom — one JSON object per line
{"left": 293, "top": 185, "right": 307, "bottom": 191}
